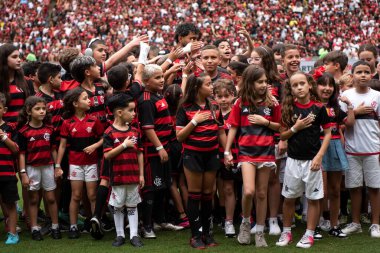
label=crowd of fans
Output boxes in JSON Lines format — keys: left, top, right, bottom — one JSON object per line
{"left": 1, "top": 0, "right": 380, "bottom": 61}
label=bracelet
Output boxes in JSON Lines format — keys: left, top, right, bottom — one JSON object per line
{"left": 266, "top": 120, "right": 271, "bottom": 127}
{"left": 182, "top": 74, "right": 188, "bottom": 78}
{"left": 55, "top": 164, "right": 61, "bottom": 168}
{"left": 190, "top": 119, "right": 198, "bottom": 126}
{"left": 156, "top": 145, "right": 164, "bottom": 151}
{"left": 121, "top": 143, "right": 127, "bottom": 149}
{"left": 224, "top": 151, "right": 230, "bottom": 156}
{"left": 290, "top": 126, "right": 298, "bottom": 133}
{"left": 19, "top": 169, "right": 26, "bottom": 174}
{"left": 1, "top": 134, "right": 8, "bottom": 142}
{"left": 347, "top": 105, "right": 354, "bottom": 110}
{"left": 165, "top": 58, "right": 173, "bottom": 64}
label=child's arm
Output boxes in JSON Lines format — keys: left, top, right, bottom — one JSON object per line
{"left": 137, "top": 151, "right": 144, "bottom": 188}
{"left": 280, "top": 115, "right": 314, "bottom": 140}
{"left": 52, "top": 149, "right": 63, "bottom": 179}
{"left": 104, "top": 137, "right": 136, "bottom": 160}
{"left": 0, "top": 130, "right": 18, "bottom": 154}
{"left": 18, "top": 153, "right": 29, "bottom": 188}
{"left": 218, "top": 128, "right": 227, "bottom": 150}
{"left": 83, "top": 138, "right": 103, "bottom": 155}
{"left": 224, "top": 126, "right": 238, "bottom": 166}
{"left": 144, "top": 129, "right": 168, "bottom": 162}
{"left": 56, "top": 137, "right": 67, "bottom": 166}
{"left": 247, "top": 114, "right": 281, "bottom": 131}
{"left": 176, "top": 110, "right": 211, "bottom": 142}
{"left": 134, "top": 63, "right": 145, "bottom": 83}
{"left": 311, "top": 128, "right": 331, "bottom": 171}
{"left": 339, "top": 96, "right": 355, "bottom": 127}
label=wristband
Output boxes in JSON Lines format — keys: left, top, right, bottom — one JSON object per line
{"left": 55, "top": 164, "right": 61, "bottom": 168}
{"left": 224, "top": 151, "right": 230, "bottom": 156}
{"left": 347, "top": 105, "right": 354, "bottom": 110}
{"left": 1, "top": 134, "right": 7, "bottom": 142}
{"left": 19, "top": 169, "right": 26, "bottom": 174}
{"left": 182, "top": 74, "right": 188, "bottom": 78}
{"left": 122, "top": 143, "right": 127, "bottom": 149}
{"left": 290, "top": 126, "right": 298, "bottom": 133}
{"left": 156, "top": 145, "right": 164, "bottom": 151}
{"left": 165, "top": 58, "right": 173, "bottom": 64}
{"left": 266, "top": 120, "right": 271, "bottom": 127}
{"left": 190, "top": 119, "right": 198, "bottom": 126}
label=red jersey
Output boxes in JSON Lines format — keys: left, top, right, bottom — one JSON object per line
{"left": 82, "top": 84, "right": 107, "bottom": 125}
{"left": 3, "top": 82, "right": 26, "bottom": 123}
{"left": 103, "top": 125, "right": 143, "bottom": 185}
{"left": 60, "top": 115, "right": 103, "bottom": 165}
{"left": 0, "top": 122, "right": 18, "bottom": 178}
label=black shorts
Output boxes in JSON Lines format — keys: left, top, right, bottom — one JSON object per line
{"left": 169, "top": 140, "right": 183, "bottom": 176}
{"left": 0, "top": 177, "right": 19, "bottom": 203}
{"left": 143, "top": 156, "right": 171, "bottom": 191}
{"left": 183, "top": 149, "right": 220, "bottom": 173}
{"left": 220, "top": 164, "right": 242, "bottom": 181}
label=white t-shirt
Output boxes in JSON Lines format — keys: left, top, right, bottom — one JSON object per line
{"left": 340, "top": 88, "right": 380, "bottom": 155}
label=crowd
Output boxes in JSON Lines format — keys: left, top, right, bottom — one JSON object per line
{"left": 1, "top": 0, "right": 380, "bottom": 61}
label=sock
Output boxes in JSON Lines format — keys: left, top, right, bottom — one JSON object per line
{"left": 187, "top": 192, "right": 201, "bottom": 237}
{"left": 127, "top": 207, "right": 138, "bottom": 239}
{"left": 269, "top": 217, "right": 278, "bottom": 224}
{"left": 70, "top": 224, "right": 77, "bottom": 230}
{"left": 256, "top": 224, "right": 264, "bottom": 233}
{"left": 31, "top": 226, "right": 40, "bottom": 232}
{"left": 305, "top": 229, "right": 314, "bottom": 237}
{"left": 142, "top": 191, "right": 154, "bottom": 229}
{"left": 201, "top": 193, "right": 213, "bottom": 235}
{"left": 242, "top": 217, "right": 250, "bottom": 223}
{"left": 94, "top": 185, "right": 109, "bottom": 219}
{"left": 283, "top": 227, "right": 291, "bottom": 233}
{"left": 51, "top": 223, "right": 59, "bottom": 230}
{"left": 113, "top": 206, "right": 125, "bottom": 238}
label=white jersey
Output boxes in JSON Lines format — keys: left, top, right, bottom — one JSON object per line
{"left": 340, "top": 88, "right": 380, "bottom": 155}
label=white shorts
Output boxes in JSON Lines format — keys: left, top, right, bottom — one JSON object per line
{"left": 238, "top": 161, "right": 277, "bottom": 170}
{"left": 26, "top": 164, "right": 56, "bottom": 191}
{"left": 282, "top": 157, "right": 324, "bottom": 200}
{"left": 108, "top": 184, "right": 141, "bottom": 208}
{"left": 278, "top": 158, "right": 287, "bottom": 184}
{"left": 69, "top": 164, "right": 98, "bottom": 182}
{"left": 345, "top": 155, "right": 380, "bottom": 189}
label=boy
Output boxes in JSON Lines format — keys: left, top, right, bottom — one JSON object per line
{"left": 0, "top": 93, "right": 20, "bottom": 244}
{"left": 340, "top": 61, "right": 380, "bottom": 238}
{"left": 323, "top": 51, "right": 349, "bottom": 82}
{"left": 58, "top": 47, "right": 81, "bottom": 93}
{"left": 214, "top": 39, "right": 232, "bottom": 69}
{"left": 103, "top": 94, "right": 144, "bottom": 247}
{"left": 200, "top": 45, "right": 232, "bottom": 83}
{"left": 280, "top": 44, "right": 301, "bottom": 80}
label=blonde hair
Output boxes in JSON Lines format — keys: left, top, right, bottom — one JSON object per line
{"left": 339, "top": 73, "right": 353, "bottom": 88}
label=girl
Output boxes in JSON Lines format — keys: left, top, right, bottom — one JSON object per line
{"left": 315, "top": 72, "right": 354, "bottom": 238}
{"left": 176, "top": 73, "right": 227, "bottom": 249}
{"left": 358, "top": 44, "right": 379, "bottom": 80}
{"left": 213, "top": 79, "right": 239, "bottom": 238}
{"left": 276, "top": 72, "right": 331, "bottom": 249}
{"left": 18, "top": 96, "right": 62, "bottom": 241}
{"left": 56, "top": 88, "right": 104, "bottom": 239}
{"left": 225, "top": 66, "right": 281, "bottom": 247}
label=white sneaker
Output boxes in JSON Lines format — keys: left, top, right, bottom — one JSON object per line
{"left": 342, "top": 223, "right": 362, "bottom": 235}
{"left": 269, "top": 219, "right": 281, "bottom": 235}
{"left": 159, "top": 223, "right": 184, "bottom": 231}
{"left": 320, "top": 219, "right": 331, "bottom": 232}
{"left": 225, "top": 221, "right": 236, "bottom": 238}
{"left": 276, "top": 231, "right": 292, "bottom": 246}
{"left": 296, "top": 234, "right": 314, "bottom": 249}
{"left": 370, "top": 224, "right": 380, "bottom": 238}
{"left": 250, "top": 224, "right": 256, "bottom": 234}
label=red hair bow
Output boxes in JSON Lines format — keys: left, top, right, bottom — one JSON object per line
{"left": 312, "top": 66, "right": 326, "bottom": 81}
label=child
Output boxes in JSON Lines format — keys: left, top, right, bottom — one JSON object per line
{"left": 176, "top": 73, "right": 227, "bottom": 249}
{"left": 340, "top": 61, "right": 380, "bottom": 238}
{"left": 323, "top": 51, "right": 349, "bottom": 82}
{"left": 339, "top": 74, "right": 354, "bottom": 93}
{"left": 280, "top": 44, "right": 301, "bottom": 80}
{"left": 17, "top": 96, "right": 62, "bottom": 241}
{"left": 315, "top": 72, "right": 354, "bottom": 238}
{"left": 227, "top": 61, "right": 248, "bottom": 90}
{"left": 214, "top": 39, "right": 232, "bottom": 69}
{"left": 56, "top": 88, "right": 104, "bottom": 239}
{"left": 200, "top": 45, "right": 232, "bottom": 83}
{"left": 225, "top": 66, "right": 281, "bottom": 247}
{"left": 0, "top": 93, "right": 20, "bottom": 244}
{"left": 276, "top": 72, "right": 331, "bottom": 248}
{"left": 103, "top": 94, "right": 144, "bottom": 247}
{"left": 58, "top": 47, "right": 81, "bottom": 92}
{"left": 213, "top": 79, "right": 239, "bottom": 238}
{"left": 358, "top": 44, "right": 379, "bottom": 79}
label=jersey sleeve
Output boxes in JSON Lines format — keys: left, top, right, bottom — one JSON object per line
{"left": 16, "top": 131, "right": 27, "bottom": 154}
{"left": 126, "top": 81, "right": 144, "bottom": 99}
{"left": 227, "top": 99, "right": 241, "bottom": 127}
{"left": 319, "top": 105, "right": 331, "bottom": 129}
{"left": 272, "top": 104, "right": 282, "bottom": 123}
{"left": 103, "top": 131, "right": 114, "bottom": 153}
{"left": 93, "top": 118, "right": 105, "bottom": 137}
{"left": 138, "top": 100, "right": 156, "bottom": 130}
{"left": 176, "top": 106, "right": 187, "bottom": 129}
{"left": 60, "top": 120, "right": 70, "bottom": 138}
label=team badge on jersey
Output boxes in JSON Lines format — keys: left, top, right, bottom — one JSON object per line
{"left": 43, "top": 132, "right": 50, "bottom": 141}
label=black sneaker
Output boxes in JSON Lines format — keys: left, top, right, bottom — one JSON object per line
{"left": 59, "top": 222, "right": 70, "bottom": 232}
{"left": 202, "top": 234, "right": 218, "bottom": 247}
{"left": 101, "top": 216, "right": 115, "bottom": 232}
{"left": 314, "top": 226, "right": 323, "bottom": 240}
{"left": 40, "top": 219, "right": 52, "bottom": 236}
{"left": 190, "top": 236, "right": 206, "bottom": 249}
{"left": 81, "top": 218, "right": 91, "bottom": 233}
{"left": 32, "top": 230, "right": 43, "bottom": 241}
{"left": 90, "top": 216, "right": 104, "bottom": 240}
{"left": 130, "top": 236, "right": 143, "bottom": 247}
{"left": 329, "top": 227, "right": 348, "bottom": 238}
{"left": 68, "top": 227, "right": 80, "bottom": 239}
{"left": 112, "top": 236, "right": 125, "bottom": 247}
{"left": 51, "top": 227, "right": 62, "bottom": 239}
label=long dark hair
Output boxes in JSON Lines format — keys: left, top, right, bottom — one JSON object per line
{"left": 164, "top": 84, "right": 182, "bottom": 116}
{"left": 0, "top": 43, "right": 29, "bottom": 104}
{"left": 252, "top": 46, "right": 281, "bottom": 84}
{"left": 62, "top": 87, "right": 86, "bottom": 119}
{"left": 316, "top": 72, "right": 341, "bottom": 122}
{"left": 18, "top": 96, "right": 51, "bottom": 127}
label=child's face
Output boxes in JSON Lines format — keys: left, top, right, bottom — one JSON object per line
{"left": 93, "top": 44, "right": 107, "bottom": 64}
{"left": 218, "top": 41, "right": 232, "bottom": 60}
{"left": 87, "top": 65, "right": 101, "bottom": 80}
{"left": 324, "top": 61, "right": 339, "bottom": 75}
{"left": 290, "top": 73, "right": 312, "bottom": 101}
{"left": 274, "top": 51, "right": 282, "bottom": 61}
{"left": 120, "top": 102, "right": 136, "bottom": 123}
{"left": 50, "top": 73, "right": 62, "bottom": 90}
{"left": 353, "top": 65, "right": 372, "bottom": 88}
{"left": 253, "top": 74, "right": 268, "bottom": 97}
{"left": 7, "top": 50, "right": 21, "bottom": 71}
{"left": 227, "top": 67, "right": 237, "bottom": 81}
{"left": 146, "top": 70, "right": 164, "bottom": 92}
{"left": 316, "top": 82, "right": 334, "bottom": 102}
{"left": 198, "top": 76, "right": 213, "bottom": 98}
{"left": 359, "top": 51, "right": 376, "bottom": 73}
{"left": 29, "top": 102, "right": 46, "bottom": 122}
{"left": 215, "top": 88, "right": 234, "bottom": 111}
{"left": 201, "top": 49, "right": 220, "bottom": 74}
{"left": 75, "top": 91, "right": 91, "bottom": 111}
{"left": 283, "top": 49, "right": 300, "bottom": 74}
{"left": 0, "top": 103, "right": 7, "bottom": 120}
{"left": 340, "top": 81, "right": 353, "bottom": 92}
{"left": 249, "top": 51, "right": 262, "bottom": 66}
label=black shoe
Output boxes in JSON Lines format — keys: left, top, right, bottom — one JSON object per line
{"left": 40, "top": 219, "right": 52, "bottom": 236}
{"left": 68, "top": 227, "right": 80, "bottom": 239}
{"left": 90, "top": 216, "right": 104, "bottom": 240}
{"left": 202, "top": 234, "right": 218, "bottom": 247}
{"left": 32, "top": 230, "right": 43, "bottom": 241}
{"left": 101, "top": 216, "right": 115, "bottom": 232}
{"left": 130, "top": 236, "right": 143, "bottom": 247}
{"left": 329, "top": 227, "right": 348, "bottom": 238}
{"left": 81, "top": 218, "right": 91, "bottom": 233}
{"left": 112, "top": 236, "right": 125, "bottom": 247}
{"left": 314, "top": 226, "right": 323, "bottom": 240}
{"left": 190, "top": 236, "right": 206, "bottom": 249}
{"left": 51, "top": 228, "right": 62, "bottom": 239}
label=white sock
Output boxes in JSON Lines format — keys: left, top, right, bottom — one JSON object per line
{"left": 113, "top": 207, "right": 125, "bottom": 238}
{"left": 305, "top": 229, "right": 314, "bottom": 237}
{"left": 269, "top": 217, "right": 278, "bottom": 224}
{"left": 242, "top": 217, "right": 250, "bottom": 223}
{"left": 127, "top": 207, "right": 138, "bottom": 239}
{"left": 256, "top": 224, "right": 264, "bottom": 233}
{"left": 283, "top": 227, "right": 291, "bottom": 233}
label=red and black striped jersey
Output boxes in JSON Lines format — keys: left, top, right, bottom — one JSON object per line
{"left": 138, "top": 91, "right": 174, "bottom": 157}
{"left": 219, "top": 111, "right": 239, "bottom": 164}
{"left": 3, "top": 82, "right": 26, "bottom": 123}
{"left": 60, "top": 79, "right": 80, "bottom": 94}
{"left": 0, "top": 122, "right": 18, "bottom": 178}
{"left": 60, "top": 115, "right": 103, "bottom": 165}
{"left": 126, "top": 80, "right": 144, "bottom": 99}
{"left": 320, "top": 106, "right": 345, "bottom": 140}
{"left": 17, "top": 124, "right": 54, "bottom": 166}
{"left": 176, "top": 100, "right": 224, "bottom": 152}
{"left": 227, "top": 98, "right": 281, "bottom": 163}
{"left": 103, "top": 125, "right": 143, "bottom": 185}
{"left": 82, "top": 84, "right": 108, "bottom": 125}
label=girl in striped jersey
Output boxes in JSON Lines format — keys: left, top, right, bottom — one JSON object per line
{"left": 225, "top": 66, "right": 281, "bottom": 247}
{"left": 176, "top": 73, "right": 227, "bottom": 249}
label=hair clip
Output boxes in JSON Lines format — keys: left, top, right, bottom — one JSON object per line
{"left": 312, "top": 66, "right": 326, "bottom": 81}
